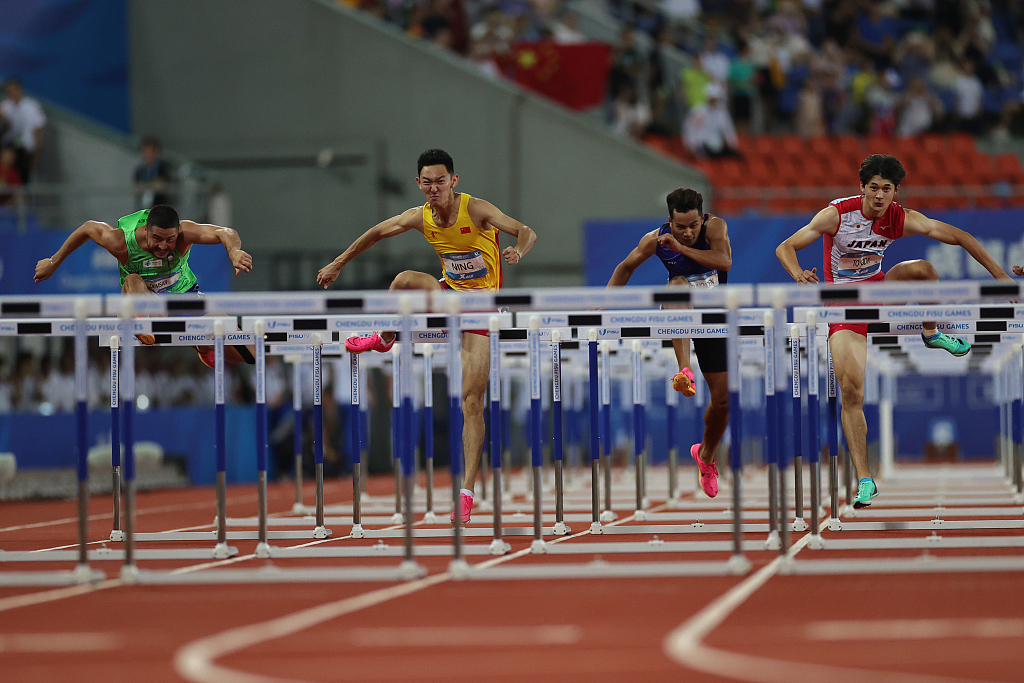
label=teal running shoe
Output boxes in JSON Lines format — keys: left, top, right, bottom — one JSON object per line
{"left": 921, "top": 332, "right": 970, "bottom": 357}
{"left": 853, "top": 478, "right": 878, "bottom": 509}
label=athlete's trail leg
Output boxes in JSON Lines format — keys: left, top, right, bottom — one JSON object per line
{"left": 699, "top": 372, "right": 729, "bottom": 464}
{"left": 460, "top": 332, "right": 489, "bottom": 493}
{"left": 379, "top": 271, "right": 444, "bottom": 345}
{"left": 885, "top": 259, "right": 940, "bottom": 334}
{"left": 828, "top": 329, "right": 871, "bottom": 480}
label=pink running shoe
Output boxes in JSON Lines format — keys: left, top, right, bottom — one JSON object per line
{"left": 691, "top": 443, "right": 719, "bottom": 498}
{"left": 344, "top": 332, "right": 395, "bottom": 354}
{"left": 450, "top": 492, "right": 473, "bottom": 524}
{"left": 672, "top": 367, "right": 697, "bottom": 396}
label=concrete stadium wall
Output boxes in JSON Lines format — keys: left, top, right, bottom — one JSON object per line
{"left": 128, "top": 0, "right": 705, "bottom": 287}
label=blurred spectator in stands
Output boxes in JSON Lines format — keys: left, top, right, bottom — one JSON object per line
{"left": 658, "top": 0, "right": 701, "bottom": 24}
{"left": 0, "top": 357, "right": 12, "bottom": 413}
{"left": 895, "top": 31, "right": 935, "bottom": 86}
{"left": 133, "top": 135, "right": 174, "bottom": 209}
{"left": 952, "top": 58, "right": 985, "bottom": 133}
{"left": 854, "top": 0, "right": 900, "bottom": 69}
{"left": 729, "top": 40, "right": 759, "bottom": 134}
{"left": 0, "top": 78, "right": 46, "bottom": 184}
{"left": 699, "top": 36, "right": 731, "bottom": 84}
{"left": 551, "top": 9, "right": 586, "bottom": 44}
{"left": 823, "top": 0, "right": 860, "bottom": 49}
{"left": 810, "top": 38, "right": 846, "bottom": 133}
{"left": 0, "top": 144, "right": 22, "bottom": 207}
{"left": 611, "top": 82, "right": 652, "bottom": 138}
{"left": 411, "top": 0, "right": 468, "bottom": 53}
{"left": 680, "top": 53, "right": 713, "bottom": 109}
{"left": 608, "top": 27, "right": 648, "bottom": 117}
{"left": 470, "top": 6, "right": 516, "bottom": 75}
{"left": 796, "top": 75, "right": 827, "bottom": 136}
{"left": 11, "top": 352, "right": 39, "bottom": 412}
{"left": 645, "top": 87, "right": 679, "bottom": 136}
{"left": 40, "top": 349, "right": 75, "bottom": 414}
{"left": 865, "top": 68, "right": 899, "bottom": 136}
{"left": 684, "top": 82, "right": 741, "bottom": 157}
{"left": 769, "top": 0, "right": 809, "bottom": 41}
{"left": 469, "top": 36, "right": 504, "bottom": 78}
{"left": 897, "top": 75, "right": 944, "bottom": 136}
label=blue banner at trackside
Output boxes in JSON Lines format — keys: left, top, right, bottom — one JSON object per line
{"left": 0, "top": 0, "right": 129, "bottom": 131}
{"left": 584, "top": 207, "right": 1024, "bottom": 286}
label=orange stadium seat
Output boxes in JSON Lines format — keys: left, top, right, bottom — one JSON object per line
{"left": 808, "top": 136, "right": 832, "bottom": 156}
{"left": 947, "top": 132, "right": 977, "bottom": 156}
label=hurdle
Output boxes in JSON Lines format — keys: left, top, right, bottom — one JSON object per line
{"left": 0, "top": 296, "right": 106, "bottom": 584}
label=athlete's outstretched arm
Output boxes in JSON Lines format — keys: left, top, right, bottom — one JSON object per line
{"left": 468, "top": 198, "right": 536, "bottom": 264}
{"left": 317, "top": 208, "right": 420, "bottom": 288}
{"left": 775, "top": 205, "right": 840, "bottom": 283}
{"left": 34, "top": 220, "right": 124, "bottom": 283}
{"left": 181, "top": 220, "right": 252, "bottom": 275}
{"left": 903, "top": 210, "right": 1011, "bottom": 280}
{"left": 607, "top": 232, "right": 658, "bottom": 286}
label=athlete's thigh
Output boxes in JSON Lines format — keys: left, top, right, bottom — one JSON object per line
{"left": 883, "top": 260, "right": 928, "bottom": 281}
{"left": 827, "top": 329, "right": 867, "bottom": 392}
{"left": 391, "top": 270, "right": 444, "bottom": 291}
{"left": 460, "top": 332, "right": 489, "bottom": 401}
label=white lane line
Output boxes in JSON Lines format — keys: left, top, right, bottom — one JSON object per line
{"left": 662, "top": 523, "right": 1002, "bottom": 683}
{"left": 347, "top": 624, "right": 582, "bottom": 647}
{"left": 0, "top": 492, "right": 260, "bottom": 534}
{"left": 0, "top": 631, "right": 122, "bottom": 652}
{"left": 173, "top": 507, "right": 651, "bottom": 683}
{"left": 0, "top": 580, "right": 123, "bottom": 614}
{"left": 806, "top": 618, "right": 1024, "bottom": 641}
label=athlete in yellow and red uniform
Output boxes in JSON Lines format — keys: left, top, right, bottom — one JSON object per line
{"left": 317, "top": 149, "right": 536, "bottom": 523}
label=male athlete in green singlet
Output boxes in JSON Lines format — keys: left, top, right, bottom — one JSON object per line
{"left": 33, "top": 205, "right": 254, "bottom": 366}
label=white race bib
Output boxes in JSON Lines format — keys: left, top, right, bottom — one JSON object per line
{"left": 837, "top": 251, "right": 883, "bottom": 279}
{"left": 441, "top": 251, "right": 488, "bottom": 281}
{"left": 686, "top": 271, "right": 719, "bottom": 289}
{"left": 144, "top": 271, "right": 180, "bottom": 293}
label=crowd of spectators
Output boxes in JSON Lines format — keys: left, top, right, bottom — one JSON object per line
{"left": 338, "top": 0, "right": 1024, "bottom": 151}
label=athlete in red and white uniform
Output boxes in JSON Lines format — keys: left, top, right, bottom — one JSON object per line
{"left": 776, "top": 154, "right": 1012, "bottom": 508}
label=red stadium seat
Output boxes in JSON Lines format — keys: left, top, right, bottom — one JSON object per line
{"left": 994, "top": 153, "right": 1024, "bottom": 183}
{"left": 835, "top": 135, "right": 863, "bottom": 158}
{"left": 947, "top": 132, "right": 977, "bottom": 156}
{"left": 751, "top": 136, "right": 777, "bottom": 157}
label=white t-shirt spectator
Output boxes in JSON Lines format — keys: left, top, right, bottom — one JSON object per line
{"left": 683, "top": 92, "right": 739, "bottom": 155}
{"left": 0, "top": 95, "right": 46, "bottom": 151}
{"left": 41, "top": 369, "right": 76, "bottom": 413}
{"left": 659, "top": 0, "right": 700, "bottom": 21}
{"left": 952, "top": 72, "right": 983, "bottom": 119}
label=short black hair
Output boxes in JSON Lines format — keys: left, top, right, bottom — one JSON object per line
{"left": 666, "top": 188, "right": 703, "bottom": 217}
{"left": 4, "top": 77, "right": 22, "bottom": 89}
{"left": 146, "top": 205, "right": 180, "bottom": 231}
{"left": 140, "top": 135, "right": 161, "bottom": 150}
{"left": 859, "top": 154, "right": 906, "bottom": 187}
{"left": 417, "top": 149, "right": 454, "bottom": 176}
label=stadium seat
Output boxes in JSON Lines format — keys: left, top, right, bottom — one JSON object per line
{"left": 994, "top": 153, "right": 1024, "bottom": 183}
{"left": 947, "top": 132, "right": 976, "bottom": 156}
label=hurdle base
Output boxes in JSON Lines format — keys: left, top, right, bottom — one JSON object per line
{"left": 727, "top": 554, "right": 752, "bottom": 575}
{"left": 398, "top": 560, "right": 426, "bottom": 581}
{"left": 807, "top": 534, "right": 825, "bottom": 550}
{"left": 1014, "top": 492, "right": 1024, "bottom": 505}
{"left": 776, "top": 555, "right": 796, "bottom": 575}
{"left": 589, "top": 521, "right": 604, "bottom": 534}
{"left": 120, "top": 564, "right": 141, "bottom": 584}
{"left": 73, "top": 563, "right": 106, "bottom": 584}
{"left": 109, "top": 530, "right": 124, "bottom": 542}
{"left": 666, "top": 497, "right": 684, "bottom": 509}
{"left": 552, "top": 521, "right": 571, "bottom": 536}
{"left": 530, "top": 539, "right": 548, "bottom": 554}
{"left": 350, "top": 524, "right": 365, "bottom": 539}
{"left": 634, "top": 510, "right": 647, "bottom": 522}
{"left": 390, "top": 513, "right": 404, "bottom": 524}
{"left": 841, "top": 504, "right": 856, "bottom": 516}
{"left": 488, "top": 538, "right": 511, "bottom": 555}
{"left": 313, "top": 526, "right": 332, "bottom": 539}
{"left": 255, "top": 542, "right": 274, "bottom": 559}
{"left": 477, "top": 499, "right": 493, "bottom": 512}
{"left": 828, "top": 519, "right": 843, "bottom": 531}
{"left": 448, "top": 558, "right": 471, "bottom": 579}
{"left": 792, "top": 518, "right": 809, "bottom": 532}
{"left": 423, "top": 511, "right": 440, "bottom": 524}
{"left": 600, "top": 510, "right": 617, "bottom": 523}
{"left": 291, "top": 502, "right": 306, "bottom": 515}
{"left": 213, "top": 543, "right": 237, "bottom": 560}
{"left": 764, "top": 530, "right": 781, "bottom": 550}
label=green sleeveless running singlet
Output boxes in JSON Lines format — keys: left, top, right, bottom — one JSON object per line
{"left": 116, "top": 209, "right": 197, "bottom": 293}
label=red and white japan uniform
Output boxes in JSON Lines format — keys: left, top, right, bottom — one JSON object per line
{"left": 824, "top": 195, "right": 906, "bottom": 337}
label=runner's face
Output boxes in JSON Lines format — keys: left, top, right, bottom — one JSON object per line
{"left": 416, "top": 165, "right": 458, "bottom": 207}
{"left": 669, "top": 209, "right": 701, "bottom": 247}
{"left": 146, "top": 225, "right": 178, "bottom": 259}
{"left": 860, "top": 175, "right": 897, "bottom": 215}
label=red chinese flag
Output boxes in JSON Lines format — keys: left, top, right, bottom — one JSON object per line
{"left": 514, "top": 42, "right": 611, "bottom": 111}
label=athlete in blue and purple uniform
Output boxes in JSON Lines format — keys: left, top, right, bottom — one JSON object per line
{"left": 608, "top": 188, "right": 732, "bottom": 498}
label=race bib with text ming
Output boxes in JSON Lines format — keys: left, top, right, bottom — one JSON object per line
{"left": 837, "top": 251, "right": 883, "bottom": 279}
{"left": 686, "top": 271, "right": 719, "bottom": 289}
{"left": 441, "top": 251, "right": 488, "bottom": 281}
{"left": 144, "top": 271, "right": 180, "bottom": 293}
